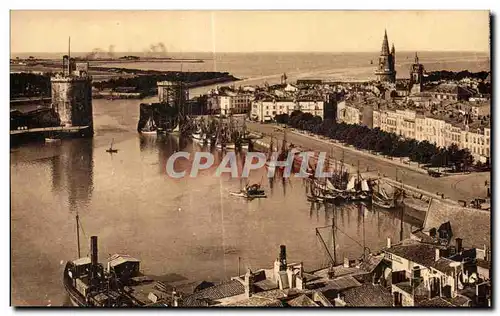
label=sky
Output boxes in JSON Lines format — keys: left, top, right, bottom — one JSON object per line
{"left": 10, "top": 10, "right": 490, "bottom": 53}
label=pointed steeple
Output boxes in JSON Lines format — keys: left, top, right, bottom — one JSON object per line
{"left": 381, "top": 29, "right": 390, "bottom": 55}
{"left": 391, "top": 43, "right": 395, "bottom": 54}
{"left": 414, "top": 52, "right": 419, "bottom": 64}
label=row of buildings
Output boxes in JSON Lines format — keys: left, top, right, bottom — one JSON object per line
{"left": 155, "top": 199, "right": 490, "bottom": 307}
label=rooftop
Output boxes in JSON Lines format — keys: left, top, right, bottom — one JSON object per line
{"left": 341, "top": 283, "right": 392, "bottom": 306}
{"left": 182, "top": 279, "right": 245, "bottom": 306}
{"left": 423, "top": 198, "right": 491, "bottom": 249}
{"left": 286, "top": 294, "right": 319, "bottom": 307}
{"left": 384, "top": 239, "right": 443, "bottom": 268}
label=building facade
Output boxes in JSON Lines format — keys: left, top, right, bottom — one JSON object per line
{"left": 251, "top": 99, "right": 324, "bottom": 122}
{"left": 373, "top": 107, "right": 490, "bottom": 162}
{"left": 208, "top": 91, "right": 254, "bottom": 115}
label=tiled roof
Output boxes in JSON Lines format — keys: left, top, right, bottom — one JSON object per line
{"left": 358, "top": 254, "right": 384, "bottom": 273}
{"left": 446, "top": 294, "right": 471, "bottom": 307}
{"left": 385, "top": 240, "right": 442, "bottom": 268}
{"left": 254, "top": 279, "right": 278, "bottom": 292}
{"left": 423, "top": 198, "right": 491, "bottom": 249}
{"left": 342, "top": 283, "right": 392, "bottom": 306}
{"left": 418, "top": 296, "right": 453, "bottom": 307}
{"left": 431, "top": 258, "right": 457, "bottom": 274}
{"left": 252, "top": 289, "right": 288, "bottom": 300}
{"left": 224, "top": 296, "right": 283, "bottom": 307}
{"left": 307, "top": 275, "right": 361, "bottom": 293}
{"left": 286, "top": 294, "right": 319, "bottom": 307}
{"left": 182, "top": 280, "right": 245, "bottom": 306}
{"left": 411, "top": 229, "right": 436, "bottom": 244}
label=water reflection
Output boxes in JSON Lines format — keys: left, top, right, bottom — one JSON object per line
{"left": 50, "top": 139, "right": 94, "bottom": 212}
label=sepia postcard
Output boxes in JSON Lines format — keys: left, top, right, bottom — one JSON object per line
{"left": 10, "top": 10, "right": 491, "bottom": 308}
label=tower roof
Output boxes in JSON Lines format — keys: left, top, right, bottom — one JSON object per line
{"left": 381, "top": 30, "right": 390, "bottom": 55}
{"left": 414, "top": 52, "right": 419, "bottom": 64}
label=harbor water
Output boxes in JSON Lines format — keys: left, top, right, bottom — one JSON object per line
{"left": 10, "top": 51, "right": 489, "bottom": 306}
{"left": 11, "top": 97, "right": 420, "bottom": 306}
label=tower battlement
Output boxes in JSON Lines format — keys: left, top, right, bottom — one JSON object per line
{"left": 50, "top": 46, "right": 94, "bottom": 135}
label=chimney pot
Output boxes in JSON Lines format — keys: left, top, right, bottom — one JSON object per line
{"left": 455, "top": 238, "right": 463, "bottom": 253}
{"left": 343, "top": 257, "right": 349, "bottom": 268}
{"left": 435, "top": 248, "right": 440, "bottom": 262}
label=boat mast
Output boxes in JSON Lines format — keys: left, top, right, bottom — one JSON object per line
{"left": 400, "top": 174, "right": 404, "bottom": 242}
{"left": 76, "top": 213, "right": 81, "bottom": 258}
{"left": 332, "top": 205, "right": 337, "bottom": 265}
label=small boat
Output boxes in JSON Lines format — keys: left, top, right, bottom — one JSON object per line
{"left": 372, "top": 192, "right": 395, "bottom": 209}
{"left": 230, "top": 184, "right": 267, "bottom": 199}
{"left": 106, "top": 139, "right": 118, "bottom": 153}
{"left": 192, "top": 129, "right": 202, "bottom": 141}
{"left": 141, "top": 116, "right": 157, "bottom": 135}
{"left": 45, "top": 137, "right": 61, "bottom": 143}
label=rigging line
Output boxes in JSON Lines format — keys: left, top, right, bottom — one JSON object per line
{"left": 317, "top": 223, "right": 369, "bottom": 254}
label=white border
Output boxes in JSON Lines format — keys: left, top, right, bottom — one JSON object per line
{"left": 3, "top": 1, "right": 498, "bottom": 315}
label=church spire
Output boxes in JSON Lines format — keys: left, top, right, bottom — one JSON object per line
{"left": 414, "top": 52, "right": 419, "bottom": 64}
{"left": 381, "top": 29, "right": 390, "bottom": 56}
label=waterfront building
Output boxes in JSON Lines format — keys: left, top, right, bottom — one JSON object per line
{"left": 371, "top": 104, "right": 490, "bottom": 162}
{"left": 50, "top": 55, "right": 93, "bottom": 132}
{"left": 374, "top": 30, "right": 396, "bottom": 83}
{"left": 251, "top": 98, "right": 324, "bottom": 122}
{"left": 207, "top": 89, "right": 254, "bottom": 115}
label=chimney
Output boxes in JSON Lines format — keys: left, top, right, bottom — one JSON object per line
{"left": 287, "top": 266, "right": 295, "bottom": 289}
{"left": 387, "top": 237, "right": 391, "bottom": 249}
{"left": 343, "top": 257, "right": 349, "bottom": 268}
{"left": 455, "top": 238, "right": 463, "bottom": 254}
{"left": 244, "top": 268, "right": 254, "bottom": 298}
{"left": 334, "top": 293, "right": 346, "bottom": 307}
{"left": 435, "top": 248, "right": 440, "bottom": 262}
{"left": 90, "top": 236, "right": 98, "bottom": 281}
{"left": 279, "top": 245, "right": 287, "bottom": 271}
{"left": 172, "top": 288, "right": 179, "bottom": 307}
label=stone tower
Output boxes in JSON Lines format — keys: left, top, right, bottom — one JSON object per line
{"left": 51, "top": 47, "right": 93, "bottom": 136}
{"left": 374, "top": 30, "right": 396, "bottom": 83}
{"left": 410, "top": 52, "right": 425, "bottom": 94}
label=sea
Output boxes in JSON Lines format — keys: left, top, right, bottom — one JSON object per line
{"left": 10, "top": 51, "right": 489, "bottom": 306}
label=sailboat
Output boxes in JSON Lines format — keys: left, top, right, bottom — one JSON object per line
{"left": 141, "top": 115, "right": 157, "bottom": 135}
{"left": 239, "top": 117, "right": 249, "bottom": 151}
{"left": 106, "top": 139, "right": 118, "bottom": 153}
{"left": 225, "top": 116, "right": 236, "bottom": 150}
{"left": 372, "top": 177, "right": 400, "bottom": 209}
